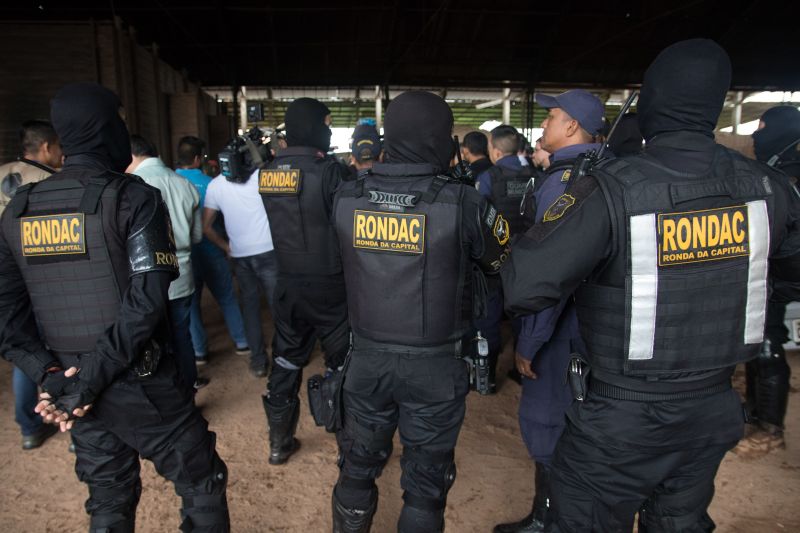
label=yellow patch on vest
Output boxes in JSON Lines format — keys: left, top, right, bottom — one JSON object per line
{"left": 657, "top": 206, "right": 749, "bottom": 266}
{"left": 259, "top": 169, "right": 301, "bottom": 194}
{"left": 20, "top": 213, "right": 86, "bottom": 256}
{"left": 542, "top": 194, "right": 576, "bottom": 222}
{"left": 352, "top": 210, "right": 425, "bottom": 254}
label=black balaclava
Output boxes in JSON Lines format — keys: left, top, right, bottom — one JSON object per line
{"left": 285, "top": 97, "right": 332, "bottom": 152}
{"left": 752, "top": 105, "right": 800, "bottom": 163}
{"left": 50, "top": 82, "right": 131, "bottom": 172}
{"left": 637, "top": 39, "right": 731, "bottom": 142}
{"left": 383, "top": 91, "right": 454, "bottom": 173}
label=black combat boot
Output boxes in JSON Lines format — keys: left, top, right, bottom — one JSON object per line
{"left": 332, "top": 487, "right": 377, "bottom": 533}
{"left": 262, "top": 395, "right": 301, "bottom": 465}
{"left": 493, "top": 462, "right": 551, "bottom": 533}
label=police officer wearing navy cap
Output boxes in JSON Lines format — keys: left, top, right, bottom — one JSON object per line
{"left": 501, "top": 39, "right": 800, "bottom": 532}
{"left": 259, "top": 97, "right": 351, "bottom": 465}
{"left": 349, "top": 122, "right": 383, "bottom": 178}
{"left": 330, "top": 91, "right": 511, "bottom": 533}
{"left": 0, "top": 82, "right": 229, "bottom": 532}
{"left": 494, "top": 89, "right": 606, "bottom": 533}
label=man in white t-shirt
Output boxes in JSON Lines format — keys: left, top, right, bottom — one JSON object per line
{"left": 203, "top": 168, "right": 277, "bottom": 377}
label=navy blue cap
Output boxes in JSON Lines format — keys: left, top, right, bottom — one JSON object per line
{"left": 535, "top": 89, "right": 605, "bottom": 136}
{"left": 352, "top": 124, "right": 382, "bottom": 162}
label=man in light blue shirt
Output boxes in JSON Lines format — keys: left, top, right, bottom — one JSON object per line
{"left": 127, "top": 135, "right": 204, "bottom": 390}
{"left": 175, "top": 136, "right": 248, "bottom": 364}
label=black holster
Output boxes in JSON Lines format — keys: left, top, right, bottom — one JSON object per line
{"left": 131, "top": 339, "right": 163, "bottom": 378}
{"left": 308, "top": 350, "right": 351, "bottom": 433}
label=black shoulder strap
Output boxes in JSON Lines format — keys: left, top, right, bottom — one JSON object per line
{"left": 546, "top": 158, "right": 577, "bottom": 175}
{"left": 79, "top": 177, "right": 113, "bottom": 214}
{"left": 418, "top": 175, "right": 450, "bottom": 204}
{"left": 9, "top": 182, "right": 35, "bottom": 218}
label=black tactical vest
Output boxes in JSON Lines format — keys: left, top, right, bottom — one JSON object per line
{"left": 260, "top": 147, "right": 343, "bottom": 276}
{"left": 334, "top": 164, "right": 472, "bottom": 346}
{"left": 3, "top": 171, "right": 130, "bottom": 356}
{"left": 487, "top": 164, "right": 536, "bottom": 234}
{"left": 577, "top": 146, "right": 773, "bottom": 377}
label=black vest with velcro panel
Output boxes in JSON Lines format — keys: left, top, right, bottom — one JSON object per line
{"left": 334, "top": 164, "right": 471, "bottom": 346}
{"left": 576, "top": 146, "right": 773, "bottom": 377}
{"left": 259, "top": 146, "right": 343, "bottom": 276}
{"left": 3, "top": 171, "right": 130, "bottom": 356}
{"left": 488, "top": 164, "right": 536, "bottom": 234}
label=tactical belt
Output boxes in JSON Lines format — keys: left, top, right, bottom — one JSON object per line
{"left": 590, "top": 376, "right": 731, "bottom": 402}
{"left": 352, "top": 334, "right": 463, "bottom": 357}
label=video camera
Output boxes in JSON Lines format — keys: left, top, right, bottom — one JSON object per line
{"left": 218, "top": 126, "right": 273, "bottom": 183}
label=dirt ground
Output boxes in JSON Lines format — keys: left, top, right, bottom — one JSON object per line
{"left": 1, "top": 294, "right": 799, "bottom": 532}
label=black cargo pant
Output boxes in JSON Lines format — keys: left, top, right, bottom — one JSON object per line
{"left": 334, "top": 338, "right": 470, "bottom": 532}
{"left": 547, "top": 386, "right": 744, "bottom": 533}
{"left": 70, "top": 357, "right": 229, "bottom": 532}
{"left": 267, "top": 276, "right": 350, "bottom": 402}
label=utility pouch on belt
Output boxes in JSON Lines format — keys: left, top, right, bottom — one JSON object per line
{"left": 567, "top": 355, "right": 590, "bottom": 401}
{"left": 132, "top": 339, "right": 162, "bottom": 378}
{"left": 462, "top": 332, "right": 491, "bottom": 395}
{"left": 308, "top": 344, "right": 352, "bottom": 433}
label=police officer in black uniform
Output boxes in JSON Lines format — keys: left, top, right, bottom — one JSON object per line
{"left": 739, "top": 105, "right": 800, "bottom": 453}
{"left": 330, "top": 91, "right": 511, "bottom": 533}
{"left": 0, "top": 83, "right": 230, "bottom": 533}
{"left": 258, "top": 97, "right": 351, "bottom": 465}
{"left": 501, "top": 39, "right": 800, "bottom": 532}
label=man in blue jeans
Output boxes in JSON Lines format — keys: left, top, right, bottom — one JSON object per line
{"left": 175, "top": 136, "right": 249, "bottom": 364}
{"left": 203, "top": 154, "right": 277, "bottom": 378}
{"left": 0, "top": 120, "right": 63, "bottom": 449}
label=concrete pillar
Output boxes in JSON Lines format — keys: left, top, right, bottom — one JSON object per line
{"left": 502, "top": 87, "right": 511, "bottom": 125}
{"left": 240, "top": 85, "right": 248, "bottom": 133}
{"left": 375, "top": 85, "right": 382, "bottom": 129}
{"left": 732, "top": 91, "right": 744, "bottom": 134}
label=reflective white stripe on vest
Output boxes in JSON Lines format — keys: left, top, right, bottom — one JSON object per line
{"left": 628, "top": 213, "right": 658, "bottom": 360}
{"left": 744, "top": 200, "right": 770, "bottom": 344}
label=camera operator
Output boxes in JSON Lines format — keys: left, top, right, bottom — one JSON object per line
{"left": 204, "top": 130, "right": 277, "bottom": 378}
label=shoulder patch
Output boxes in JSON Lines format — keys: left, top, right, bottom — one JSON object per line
{"left": 493, "top": 214, "right": 510, "bottom": 245}
{"left": 542, "top": 194, "right": 576, "bottom": 222}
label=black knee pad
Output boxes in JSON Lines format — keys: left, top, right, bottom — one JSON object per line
{"left": 334, "top": 476, "right": 378, "bottom": 511}
{"left": 401, "top": 447, "right": 457, "bottom": 498}
{"left": 398, "top": 449, "right": 456, "bottom": 533}
{"left": 87, "top": 481, "right": 142, "bottom": 533}
{"left": 179, "top": 456, "right": 230, "bottom": 532}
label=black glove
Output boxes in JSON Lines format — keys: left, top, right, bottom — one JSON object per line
{"left": 41, "top": 370, "right": 96, "bottom": 418}
{"left": 40, "top": 368, "right": 77, "bottom": 397}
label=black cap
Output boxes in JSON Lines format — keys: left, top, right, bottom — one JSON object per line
{"left": 351, "top": 124, "right": 382, "bottom": 162}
